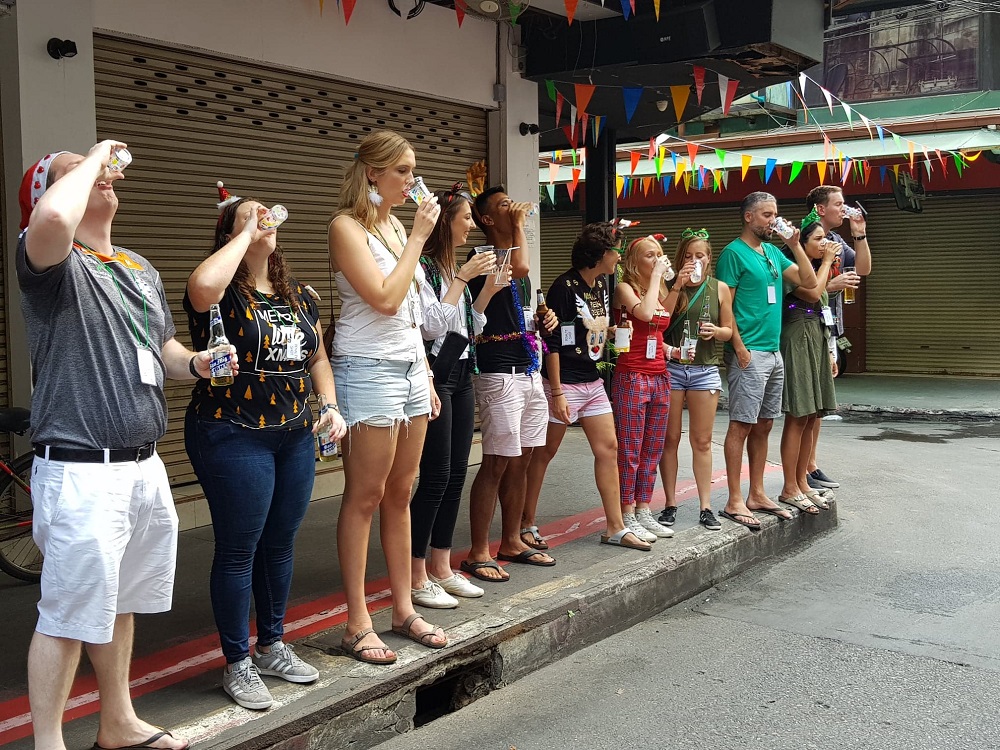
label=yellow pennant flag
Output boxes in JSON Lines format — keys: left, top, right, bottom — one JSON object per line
{"left": 907, "top": 140, "right": 915, "bottom": 170}
{"left": 653, "top": 0, "right": 661, "bottom": 20}
{"left": 319, "top": 0, "right": 323, "bottom": 12}
{"left": 683, "top": 171, "right": 691, "bottom": 193}
{"left": 674, "top": 159, "right": 689, "bottom": 186}
{"left": 741, "top": 154, "right": 752, "bottom": 180}
{"left": 616, "top": 174, "right": 625, "bottom": 198}
{"left": 817, "top": 160, "right": 827, "bottom": 184}
{"left": 670, "top": 85, "right": 691, "bottom": 123}
{"left": 893, "top": 164, "right": 900, "bottom": 180}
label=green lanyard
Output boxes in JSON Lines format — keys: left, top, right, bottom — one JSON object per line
{"left": 255, "top": 290, "right": 299, "bottom": 325}
{"left": 75, "top": 240, "right": 150, "bottom": 349}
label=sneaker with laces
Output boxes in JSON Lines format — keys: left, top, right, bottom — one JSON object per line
{"left": 623, "top": 512, "right": 658, "bottom": 543}
{"left": 807, "top": 474, "right": 836, "bottom": 495}
{"left": 430, "top": 572, "right": 484, "bottom": 599}
{"left": 809, "top": 468, "right": 840, "bottom": 489}
{"left": 637, "top": 508, "right": 675, "bottom": 538}
{"left": 223, "top": 656, "right": 273, "bottom": 710}
{"left": 253, "top": 640, "right": 319, "bottom": 684}
{"left": 658, "top": 506, "right": 677, "bottom": 526}
{"left": 699, "top": 509, "right": 722, "bottom": 531}
{"left": 411, "top": 580, "right": 459, "bottom": 609}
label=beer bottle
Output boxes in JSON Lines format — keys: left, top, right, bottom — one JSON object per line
{"left": 317, "top": 423, "right": 338, "bottom": 462}
{"left": 698, "top": 295, "right": 712, "bottom": 339}
{"left": 615, "top": 305, "right": 631, "bottom": 353}
{"left": 535, "top": 289, "right": 549, "bottom": 317}
{"left": 208, "top": 303, "right": 234, "bottom": 386}
{"left": 680, "top": 321, "right": 695, "bottom": 364}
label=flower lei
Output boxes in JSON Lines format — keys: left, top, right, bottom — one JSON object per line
{"left": 474, "top": 278, "right": 548, "bottom": 374}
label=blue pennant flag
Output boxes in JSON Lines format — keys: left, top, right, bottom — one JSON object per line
{"left": 622, "top": 87, "right": 643, "bottom": 124}
{"left": 620, "top": 0, "right": 632, "bottom": 20}
{"left": 764, "top": 157, "right": 777, "bottom": 184}
{"left": 661, "top": 175, "right": 670, "bottom": 196}
{"left": 876, "top": 124, "right": 886, "bottom": 149}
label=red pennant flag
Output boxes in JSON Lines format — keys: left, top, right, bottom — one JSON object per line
{"left": 455, "top": 0, "right": 467, "bottom": 26}
{"left": 581, "top": 112, "right": 589, "bottom": 144}
{"left": 935, "top": 149, "right": 947, "bottom": 172}
{"left": 686, "top": 142, "right": 699, "bottom": 166}
{"left": 562, "top": 125, "right": 577, "bottom": 150}
{"left": 555, "top": 93, "right": 564, "bottom": 127}
{"left": 630, "top": 151, "right": 641, "bottom": 175}
{"left": 564, "top": 0, "right": 579, "bottom": 25}
{"left": 571, "top": 167, "right": 581, "bottom": 195}
{"left": 776, "top": 164, "right": 784, "bottom": 183}
{"left": 342, "top": 0, "right": 357, "bottom": 24}
{"left": 574, "top": 83, "right": 596, "bottom": 114}
{"left": 693, "top": 66, "right": 706, "bottom": 105}
{"left": 648, "top": 138, "right": 656, "bottom": 161}
{"left": 719, "top": 76, "right": 739, "bottom": 116}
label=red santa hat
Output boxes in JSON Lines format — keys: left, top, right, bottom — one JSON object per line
{"left": 18, "top": 151, "right": 70, "bottom": 230}
{"left": 217, "top": 181, "right": 241, "bottom": 211}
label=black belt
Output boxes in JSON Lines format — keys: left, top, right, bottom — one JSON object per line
{"left": 479, "top": 365, "right": 530, "bottom": 375}
{"left": 34, "top": 442, "right": 157, "bottom": 464}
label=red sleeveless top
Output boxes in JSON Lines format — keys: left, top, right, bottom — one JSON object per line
{"left": 615, "top": 309, "right": 670, "bottom": 375}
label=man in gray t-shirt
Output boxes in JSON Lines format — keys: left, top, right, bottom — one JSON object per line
{"left": 17, "top": 141, "right": 231, "bottom": 750}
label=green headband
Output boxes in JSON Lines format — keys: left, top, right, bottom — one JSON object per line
{"left": 801, "top": 207, "right": 821, "bottom": 229}
{"left": 681, "top": 227, "right": 710, "bottom": 240}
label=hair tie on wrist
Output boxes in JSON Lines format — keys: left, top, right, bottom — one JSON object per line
{"left": 189, "top": 355, "right": 200, "bottom": 378}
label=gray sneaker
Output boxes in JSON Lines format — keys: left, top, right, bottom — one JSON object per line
{"left": 252, "top": 640, "right": 320, "bottom": 684}
{"left": 223, "top": 656, "right": 274, "bottom": 710}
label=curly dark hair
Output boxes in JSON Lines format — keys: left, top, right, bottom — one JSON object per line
{"left": 213, "top": 197, "right": 302, "bottom": 312}
{"left": 571, "top": 222, "right": 621, "bottom": 270}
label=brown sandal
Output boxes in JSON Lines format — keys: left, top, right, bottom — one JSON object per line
{"left": 391, "top": 613, "right": 447, "bottom": 649}
{"left": 341, "top": 627, "right": 397, "bottom": 664}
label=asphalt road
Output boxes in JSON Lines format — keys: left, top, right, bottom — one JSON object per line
{"left": 379, "top": 416, "right": 1000, "bottom": 750}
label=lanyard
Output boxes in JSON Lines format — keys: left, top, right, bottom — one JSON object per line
{"left": 75, "top": 240, "right": 150, "bottom": 348}
{"left": 372, "top": 221, "right": 420, "bottom": 296}
{"left": 255, "top": 290, "right": 299, "bottom": 325}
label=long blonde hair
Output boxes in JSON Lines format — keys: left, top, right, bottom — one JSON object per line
{"left": 672, "top": 236, "right": 713, "bottom": 314}
{"left": 620, "top": 236, "right": 669, "bottom": 300}
{"left": 335, "top": 130, "right": 413, "bottom": 232}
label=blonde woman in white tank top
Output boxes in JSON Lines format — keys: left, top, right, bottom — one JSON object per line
{"left": 327, "top": 131, "right": 446, "bottom": 664}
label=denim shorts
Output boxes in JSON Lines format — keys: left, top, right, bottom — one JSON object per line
{"left": 332, "top": 355, "right": 430, "bottom": 428}
{"left": 666, "top": 362, "right": 723, "bottom": 392}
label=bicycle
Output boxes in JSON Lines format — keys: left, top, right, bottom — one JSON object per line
{"left": 0, "top": 407, "right": 42, "bottom": 583}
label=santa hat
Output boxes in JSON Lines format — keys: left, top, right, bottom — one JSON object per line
{"left": 217, "top": 181, "right": 241, "bottom": 211}
{"left": 18, "top": 151, "right": 70, "bottom": 230}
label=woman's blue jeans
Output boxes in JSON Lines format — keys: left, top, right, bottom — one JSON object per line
{"left": 185, "top": 409, "right": 316, "bottom": 663}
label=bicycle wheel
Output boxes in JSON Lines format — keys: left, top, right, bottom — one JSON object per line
{"left": 0, "top": 453, "right": 42, "bottom": 582}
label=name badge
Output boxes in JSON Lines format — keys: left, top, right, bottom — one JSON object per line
{"left": 137, "top": 347, "right": 157, "bottom": 385}
{"left": 278, "top": 326, "right": 303, "bottom": 360}
{"left": 767, "top": 285, "right": 777, "bottom": 304}
{"left": 645, "top": 336, "right": 658, "bottom": 360}
{"left": 561, "top": 323, "right": 576, "bottom": 347}
{"left": 523, "top": 307, "right": 536, "bottom": 333}
{"left": 821, "top": 306, "right": 835, "bottom": 327}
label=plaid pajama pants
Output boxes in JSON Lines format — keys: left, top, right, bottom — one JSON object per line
{"left": 612, "top": 370, "right": 671, "bottom": 507}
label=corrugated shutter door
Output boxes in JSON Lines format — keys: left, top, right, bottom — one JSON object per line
{"left": 0, "top": 90, "right": 8, "bottom": 460}
{"left": 539, "top": 214, "right": 582, "bottom": 293}
{"left": 863, "top": 194, "right": 1000, "bottom": 375}
{"left": 93, "top": 34, "right": 488, "bottom": 485}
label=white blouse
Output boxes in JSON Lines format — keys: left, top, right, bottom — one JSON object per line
{"left": 418, "top": 273, "right": 487, "bottom": 358}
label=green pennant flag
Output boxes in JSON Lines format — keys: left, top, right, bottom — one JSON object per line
{"left": 545, "top": 80, "right": 557, "bottom": 103}
{"left": 655, "top": 154, "right": 663, "bottom": 179}
{"left": 953, "top": 153, "right": 965, "bottom": 176}
{"left": 571, "top": 148, "right": 577, "bottom": 167}
{"left": 892, "top": 132, "right": 902, "bottom": 151}
{"left": 788, "top": 161, "right": 804, "bottom": 184}
{"left": 715, "top": 148, "right": 727, "bottom": 166}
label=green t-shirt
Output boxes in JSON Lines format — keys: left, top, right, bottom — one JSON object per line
{"left": 715, "top": 238, "right": 793, "bottom": 353}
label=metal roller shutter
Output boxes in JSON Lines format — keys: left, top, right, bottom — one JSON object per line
{"left": 93, "top": 34, "right": 488, "bottom": 485}
{"left": 863, "top": 194, "right": 1000, "bottom": 375}
{"left": 0, "top": 86, "right": 8, "bottom": 460}
{"left": 539, "top": 214, "right": 582, "bottom": 294}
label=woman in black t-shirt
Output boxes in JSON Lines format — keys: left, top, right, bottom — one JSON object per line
{"left": 183, "top": 189, "right": 345, "bottom": 711}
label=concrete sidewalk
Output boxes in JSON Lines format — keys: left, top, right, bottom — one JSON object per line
{"left": 832, "top": 373, "right": 999, "bottom": 419}
{"left": 0, "top": 430, "right": 836, "bottom": 750}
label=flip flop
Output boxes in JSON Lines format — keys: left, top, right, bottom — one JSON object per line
{"left": 778, "top": 494, "right": 820, "bottom": 515}
{"left": 749, "top": 505, "right": 793, "bottom": 521}
{"left": 719, "top": 509, "right": 762, "bottom": 530}
{"left": 600, "top": 528, "right": 652, "bottom": 551}
{"left": 459, "top": 559, "right": 510, "bottom": 582}
{"left": 520, "top": 525, "right": 549, "bottom": 550}
{"left": 340, "top": 627, "right": 397, "bottom": 665}
{"left": 391, "top": 613, "right": 447, "bottom": 649}
{"left": 93, "top": 730, "right": 190, "bottom": 750}
{"left": 496, "top": 549, "right": 556, "bottom": 567}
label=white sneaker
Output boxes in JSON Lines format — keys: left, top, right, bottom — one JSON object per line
{"left": 637, "top": 508, "right": 675, "bottom": 538}
{"left": 252, "top": 640, "right": 319, "bottom": 684}
{"left": 623, "top": 512, "right": 658, "bottom": 543}
{"left": 411, "top": 580, "right": 459, "bottom": 609}
{"left": 430, "top": 572, "right": 485, "bottom": 598}
{"left": 223, "top": 656, "right": 273, "bottom": 710}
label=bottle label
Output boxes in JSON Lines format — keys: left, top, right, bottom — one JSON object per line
{"left": 614, "top": 326, "right": 631, "bottom": 352}
{"left": 210, "top": 349, "right": 232, "bottom": 377}
{"left": 318, "top": 432, "right": 338, "bottom": 458}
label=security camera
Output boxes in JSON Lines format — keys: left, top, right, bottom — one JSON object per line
{"left": 656, "top": 100, "right": 669, "bottom": 112}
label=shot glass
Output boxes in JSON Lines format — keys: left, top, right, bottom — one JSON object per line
{"left": 406, "top": 176, "right": 433, "bottom": 205}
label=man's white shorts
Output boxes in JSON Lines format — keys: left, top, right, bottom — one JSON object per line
{"left": 32, "top": 453, "right": 178, "bottom": 644}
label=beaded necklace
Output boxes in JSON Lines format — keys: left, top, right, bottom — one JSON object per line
{"left": 419, "top": 256, "right": 478, "bottom": 374}
{"left": 474, "top": 279, "right": 549, "bottom": 373}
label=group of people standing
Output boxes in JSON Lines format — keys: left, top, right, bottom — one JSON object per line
{"left": 15, "top": 128, "right": 870, "bottom": 749}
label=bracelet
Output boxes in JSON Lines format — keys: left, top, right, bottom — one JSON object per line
{"left": 667, "top": 346, "right": 676, "bottom": 360}
{"left": 188, "top": 355, "right": 200, "bottom": 378}
{"left": 427, "top": 371, "right": 435, "bottom": 379}
{"left": 454, "top": 276, "right": 469, "bottom": 285}
{"left": 853, "top": 234, "right": 867, "bottom": 241}
{"left": 550, "top": 391, "right": 564, "bottom": 397}
{"left": 320, "top": 402, "right": 340, "bottom": 415}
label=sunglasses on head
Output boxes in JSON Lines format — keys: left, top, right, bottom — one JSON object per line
{"left": 681, "top": 227, "right": 710, "bottom": 240}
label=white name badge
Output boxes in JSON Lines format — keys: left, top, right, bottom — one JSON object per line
{"left": 821, "top": 306, "right": 835, "bottom": 327}
{"left": 561, "top": 323, "right": 576, "bottom": 346}
{"left": 279, "top": 325, "right": 303, "bottom": 360}
{"left": 767, "top": 285, "right": 777, "bottom": 304}
{"left": 136, "top": 347, "right": 157, "bottom": 385}
{"left": 645, "top": 337, "right": 658, "bottom": 360}
{"left": 523, "top": 307, "right": 536, "bottom": 333}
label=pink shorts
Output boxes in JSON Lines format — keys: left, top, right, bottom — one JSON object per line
{"left": 543, "top": 379, "right": 613, "bottom": 424}
{"left": 475, "top": 372, "right": 549, "bottom": 457}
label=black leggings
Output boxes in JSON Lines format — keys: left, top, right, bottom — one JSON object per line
{"left": 410, "top": 358, "right": 475, "bottom": 558}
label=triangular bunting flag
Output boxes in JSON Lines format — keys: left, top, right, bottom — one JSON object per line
{"left": 776, "top": 164, "right": 784, "bottom": 183}
{"left": 616, "top": 174, "right": 625, "bottom": 198}
{"left": 953, "top": 154, "right": 964, "bottom": 176}
{"left": 648, "top": 138, "right": 656, "bottom": 161}
{"left": 922, "top": 145, "right": 931, "bottom": 165}
{"left": 653, "top": 0, "right": 661, "bottom": 20}
{"left": 548, "top": 162, "right": 559, "bottom": 184}
{"left": 863, "top": 161, "right": 872, "bottom": 185}
{"left": 319, "top": 0, "right": 324, "bottom": 14}
{"left": 455, "top": 0, "right": 467, "bottom": 26}
{"left": 789, "top": 161, "right": 804, "bottom": 184}
{"left": 555, "top": 93, "right": 564, "bottom": 127}
{"left": 935, "top": 148, "right": 946, "bottom": 171}
{"left": 697, "top": 166, "right": 705, "bottom": 190}
{"left": 569, "top": 168, "right": 581, "bottom": 200}
{"left": 822, "top": 87, "right": 834, "bottom": 114}
{"left": 562, "top": 125, "right": 577, "bottom": 150}
{"left": 683, "top": 172, "right": 691, "bottom": 193}
{"left": 908, "top": 140, "right": 915, "bottom": 170}
{"left": 674, "top": 160, "right": 688, "bottom": 186}
{"left": 798, "top": 72, "right": 808, "bottom": 97}
{"left": 713, "top": 169, "right": 721, "bottom": 193}
{"left": 693, "top": 66, "right": 706, "bottom": 104}
{"left": 840, "top": 158, "right": 852, "bottom": 185}
{"left": 545, "top": 183, "right": 556, "bottom": 205}
{"left": 670, "top": 85, "right": 691, "bottom": 122}
{"left": 892, "top": 132, "right": 902, "bottom": 151}
{"left": 569, "top": 104, "right": 577, "bottom": 140}
{"left": 579, "top": 147, "right": 586, "bottom": 166}
{"left": 859, "top": 113, "right": 874, "bottom": 140}
{"left": 842, "top": 102, "right": 854, "bottom": 130}
{"left": 876, "top": 124, "right": 885, "bottom": 149}
{"left": 642, "top": 176, "right": 652, "bottom": 196}
{"left": 687, "top": 142, "right": 699, "bottom": 167}
{"left": 620, "top": 0, "right": 632, "bottom": 20}
{"left": 630, "top": 151, "right": 641, "bottom": 175}
{"left": 893, "top": 164, "right": 900, "bottom": 181}
{"left": 662, "top": 176, "right": 671, "bottom": 196}
{"left": 545, "top": 80, "right": 557, "bottom": 103}
{"left": 571, "top": 147, "right": 577, "bottom": 167}
{"left": 715, "top": 148, "right": 726, "bottom": 166}
{"left": 574, "top": 84, "right": 596, "bottom": 114}
{"left": 924, "top": 159, "right": 932, "bottom": 180}
{"left": 721, "top": 170, "right": 730, "bottom": 189}
{"left": 622, "top": 87, "right": 643, "bottom": 124}
{"left": 764, "top": 157, "right": 777, "bottom": 184}
{"left": 564, "top": 0, "right": 579, "bottom": 24}
{"left": 741, "top": 153, "right": 752, "bottom": 180}
{"left": 654, "top": 154, "right": 663, "bottom": 180}
{"left": 670, "top": 151, "right": 678, "bottom": 171}
{"left": 879, "top": 166, "right": 887, "bottom": 185}
{"left": 581, "top": 112, "right": 589, "bottom": 144}
{"left": 817, "top": 161, "right": 827, "bottom": 184}
{"left": 342, "top": 0, "right": 357, "bottom": 24}
{"left": 510, "top": 0, "right": 525, "bottom": 24}
{"left": 593, "top": 115, "right": 605, "bottom": 144}
{"left": 719, "top": 75, "right": 739, "bottom": 116}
